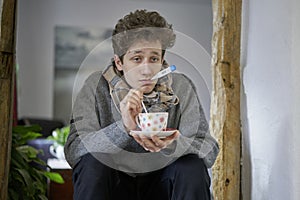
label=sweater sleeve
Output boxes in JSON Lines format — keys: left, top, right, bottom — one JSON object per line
{"left": 64, "top": 71, "right": 134, "bottom": 167}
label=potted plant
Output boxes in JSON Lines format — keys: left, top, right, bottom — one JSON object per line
{"left": 47, "top": 126, "right": 70, "bottom": 160}
{"left": 8, "top": 125, "right": 64, "bottom": 200}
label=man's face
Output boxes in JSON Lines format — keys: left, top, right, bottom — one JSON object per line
{"left": 115, "top": 40, "right": 163, "bottom": 94}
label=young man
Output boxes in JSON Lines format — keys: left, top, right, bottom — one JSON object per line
{"left": 65, "top": 9, "right": 219, "bottom": 200}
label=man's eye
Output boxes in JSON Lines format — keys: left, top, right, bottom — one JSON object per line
{"left": 151, "top": 57, "right": 160, "bottom": 62}
{"left": 132, "top": 57, "right": 141, "bottom": 62}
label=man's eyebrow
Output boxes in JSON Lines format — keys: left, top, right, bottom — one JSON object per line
{"left": 151, "top": 51, "right": 161, "bottom": 56}
{"left": 128, "top": 50, "right": 143, "bottom": 54}
{"left": 128, "top": 49, "right": 161, "bottom": 55}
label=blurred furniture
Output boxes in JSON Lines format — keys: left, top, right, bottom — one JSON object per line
{"left": 48, "top": 159, "right": 73, "bottom": 200}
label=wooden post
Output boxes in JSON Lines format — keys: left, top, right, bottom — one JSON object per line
{"left": 0, "top": 0, "right": 17, "bottom": 199}
{"left": 210, "top": 0, "right": 242, "bottom": 199}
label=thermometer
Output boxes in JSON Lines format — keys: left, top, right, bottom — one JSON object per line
{"left": 151, "top": 65, "right": 176, "bottom": 80}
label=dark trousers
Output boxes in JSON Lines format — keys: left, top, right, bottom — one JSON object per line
{"left": 72, "top": 153, "right": 211, "bottom": 200}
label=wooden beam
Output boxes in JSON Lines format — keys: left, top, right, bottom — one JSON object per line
{"left": 0, "top": 0, "right": 17, "bottom": 199}
{"left": 210, "top": 0, "right": 242, "bottom": 199}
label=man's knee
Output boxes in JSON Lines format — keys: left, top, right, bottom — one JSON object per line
{"left": 167, "top": 154, "right": 210, "bottom": 186}
{"left": 73, "top": 153, "right": 117, "bottom": 184}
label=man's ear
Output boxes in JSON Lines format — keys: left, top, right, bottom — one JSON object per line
{"left": 114, "top": 55, "right": 123, "bottom": 71}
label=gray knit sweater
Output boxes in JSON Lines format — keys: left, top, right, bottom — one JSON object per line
{"left": 64, "top": 71, "right": 219, "bottom": 173}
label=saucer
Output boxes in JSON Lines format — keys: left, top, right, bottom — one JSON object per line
{"left": 130, "top": 128, "right": 176, "bottom": 138}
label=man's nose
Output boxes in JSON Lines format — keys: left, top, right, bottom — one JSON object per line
{"left": 140, "top": 63, "right": 153, "bottom": 75}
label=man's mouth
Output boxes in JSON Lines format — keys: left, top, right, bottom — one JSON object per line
{"left": 139, "top": 79, "right": 154, "bottom": 85}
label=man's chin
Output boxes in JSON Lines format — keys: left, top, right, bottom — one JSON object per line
{"left": 140, "top": 85, "right": 155, "bottom": 94}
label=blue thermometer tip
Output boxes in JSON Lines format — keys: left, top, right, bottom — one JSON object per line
{"left": 170, "top": 65, "right": 176, "bottom": 71}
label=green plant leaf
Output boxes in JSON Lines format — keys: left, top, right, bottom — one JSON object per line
{"left": 43, "top": 171, "right": 65, "bottom": 184}
{"left": 32, "top": 174, "right": 47, "bottom": 194}
{"left": 16, "top": 145, "right": 39, "bottom": 163}
{"left": 31, "top": 157, "right": 47, "bottom": 167}
{"left": 15, "top": 168, "right": 35, "bottom": 192}
{"left": 9, "top": 124, "right": 51, "bottom": 199}
{"left": 10, "top": 149, "right": 26, "bottom": 169}
{"left": 47, "top": 125, "right": 70, "bottom": 146}
{"left": 10, "top": 170, "right": 24, "bottom": 184}
{"left": 12, "top": 125, "right": 42, "bottom": 146}
{"left": 37, "top": 194, "right": 48, "bottom": 200}
{"left": 8, "top": 188, "right": 19, "bottom": 200}
{"left": 17, "top": 145, "right": 38, "bottom": 157}
{"left": 18, "top": 132, "right": 43, "bottom": 145}
{"left": 12, "top": 124, "right": 42, "bottom": 134}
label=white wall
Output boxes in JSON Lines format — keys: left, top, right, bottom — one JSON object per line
{"left": 242, "top": 0, "right": 300, "bottom": 199}
{"left": 16, "top": 0, "right": 212, "bottom": 120}
{"left": 291, "top": 0, "right": 300, "bottom": 198}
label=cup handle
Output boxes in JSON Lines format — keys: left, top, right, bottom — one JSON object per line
{"left": 135, "top": 115, "right": 142, "bottom": 130}
{"left": 162, "top": 120, "right": 168, "bottom": 130}
{"left": 49, "top": 145, "right": 57, "bottom": 157}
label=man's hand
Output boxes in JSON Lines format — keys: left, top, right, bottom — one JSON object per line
{"left": 120, "top": 89, "right": 143, "bottom": 131}
{"left": 131, "top": 131, "right": 180, "bottom": 152}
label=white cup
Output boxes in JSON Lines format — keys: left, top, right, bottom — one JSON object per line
{"left": 135, "top": 112, "right": 168, "bottom": 132}
{"left": 49, "top": 144, "right": 65, "bottom": 160}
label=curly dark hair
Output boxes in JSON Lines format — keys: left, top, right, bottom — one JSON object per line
{"left": 112, "top": 9, "right": 176, "bottom": 58}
